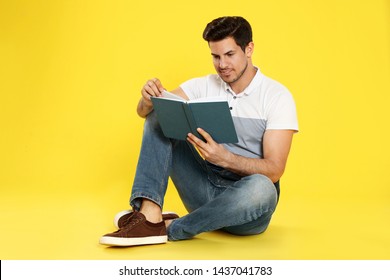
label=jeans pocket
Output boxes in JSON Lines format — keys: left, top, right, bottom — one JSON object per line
{"left": 206, "top": 161, "right": 239, "bottom": 188}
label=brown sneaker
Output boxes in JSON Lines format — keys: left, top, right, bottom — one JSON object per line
{"left": 114, "top": 209, "right": 179, "bottom": 228}
{"left": 100, "top": 211, "right": 167, "bottom": 247}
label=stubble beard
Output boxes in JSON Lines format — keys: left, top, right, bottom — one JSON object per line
{"left": 219, "top": 61, "right": 249, "bottom": 85}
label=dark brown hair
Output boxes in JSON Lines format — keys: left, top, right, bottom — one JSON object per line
{"left": 203, "top": 16, "right": 253, "bottom": 51}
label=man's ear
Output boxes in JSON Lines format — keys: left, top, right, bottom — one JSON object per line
{"left": 245, "top": 42, "right": 254, "bottom": 58}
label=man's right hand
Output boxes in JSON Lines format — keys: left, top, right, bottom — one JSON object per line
{"left": 137, "top": 78, "right": 188, "bottom": 118}
{"left": 141, "top": 78, "right": 165, "bottom": 107}
{"left": 137, "top": 78, "right": 165, "bottom": 118}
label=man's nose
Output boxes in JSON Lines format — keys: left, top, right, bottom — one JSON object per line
{"left": 219, "top": 57, "right": 228, "bottom": 68}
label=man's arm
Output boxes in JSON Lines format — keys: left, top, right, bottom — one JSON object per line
{"left": 137, "top": 78, "right": 188, "bottom": 118}
{"left": 187, "top": 129, "right": 294, "bottom": 183}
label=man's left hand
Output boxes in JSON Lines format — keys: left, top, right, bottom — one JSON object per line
{"left": 187, "top": 128, "right": 232, "bottom": 167}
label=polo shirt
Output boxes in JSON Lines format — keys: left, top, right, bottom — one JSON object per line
{"left": 180, "top": 68, "right": 298, "bottom": 159}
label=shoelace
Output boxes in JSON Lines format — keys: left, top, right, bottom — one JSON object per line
{"left": 123, "top": 212, "right": 143, "bottom": 228}
{"left": 123, "top": 211, "right": 136, "bottom": 225}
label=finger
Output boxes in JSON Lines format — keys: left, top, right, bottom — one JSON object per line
{"left": 196, "top": 128, "right": 214, "bottom": 143}
{"left": 142, "top": 81, "right": 161, "bottom": 99}
{"left": 152, "top": 78, "right": 165, "bottom": 93}
{"left": 141, "top": 86, "right": 156, "bottom": 100}
{"left": 187, "top": 133, "right": 206, "bottom": 148}
{"left": 146, "top": 80, "right": 162, "bottom": 97}
{"left": 186, "top": 135, "right": 196, "bottom": 146}
{"left": 187, "top": 135, "right": 207, "bottom": 155}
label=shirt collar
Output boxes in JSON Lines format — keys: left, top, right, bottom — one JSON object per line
{"left": 223, "top": 66, "right": 264, "bottom": 96}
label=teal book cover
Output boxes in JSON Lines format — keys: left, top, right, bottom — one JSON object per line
{"left": 151, "top": 92, "right": 238, "bottom": 143}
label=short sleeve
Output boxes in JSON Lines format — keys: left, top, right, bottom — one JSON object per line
{"left": 179, "top": 77, "right": 208, "bottom": 100}
{"left": 266, "top": 90, "right": 299, "bottom": 132}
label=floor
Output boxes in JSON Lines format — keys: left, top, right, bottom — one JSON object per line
{"left": 1, "top": 179, "right": 389, "bottom": 260}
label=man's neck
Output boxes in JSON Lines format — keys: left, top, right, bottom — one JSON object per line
{"left": 229, "top": 64, "right": 257, "bottom": 94}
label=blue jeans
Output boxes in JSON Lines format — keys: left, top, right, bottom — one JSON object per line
{"left": 130, "top": 111, "right": 279, "bottom": 241}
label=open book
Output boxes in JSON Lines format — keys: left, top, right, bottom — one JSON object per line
{"left": 151, "top": 91, "right": 238, "bottom": 143}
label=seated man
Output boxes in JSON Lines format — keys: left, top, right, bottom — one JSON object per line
{"left": 100, "top": 16, "right": 298, "bottom": 247}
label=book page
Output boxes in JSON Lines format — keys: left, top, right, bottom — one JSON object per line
{"left": 161, "top": 90, "right": 186, "bottom": 101}
{"left": 188, "top": 95, "right": 228, "bottom": 103}
{"left": 161, "top": 90, "right": 227, "bottom": 103}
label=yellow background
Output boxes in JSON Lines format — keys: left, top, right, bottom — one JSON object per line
{"left": 1, "top": 0, "right": 389, "bottom": 259}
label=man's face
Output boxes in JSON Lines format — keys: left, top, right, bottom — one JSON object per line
{"left": 209, "top": 37, "right": 252, "bottom": 85}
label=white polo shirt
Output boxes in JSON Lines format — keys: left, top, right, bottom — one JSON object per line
{"left": 180, "top": 68, "right": 298, "bottom": 159}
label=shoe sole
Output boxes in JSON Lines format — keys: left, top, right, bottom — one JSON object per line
{"left": 99, "top": 235, "right": 168, "bottom": 247}
{"left": 113, "top": 210, "right": 178, "bottom": 229}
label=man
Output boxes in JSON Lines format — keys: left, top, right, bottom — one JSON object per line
{"left": 100, "top": 16, "right": 298, "bottom": 247}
